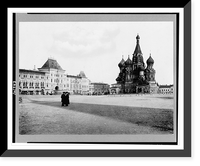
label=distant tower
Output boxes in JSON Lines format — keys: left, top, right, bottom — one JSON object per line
{"left": 116, "top": 55, "right": 126, "bottom": 84}
{"left": 145, "top": 54, "right": 155, "bottom": 82}
{"left": 124, "top": 55, "right": 132, "bottom": 83}
{"left": 145, "top": 54, "right": 158, "bottom": 93}
{"left": 132, "top": 34, "right": 146, "bottom": 80}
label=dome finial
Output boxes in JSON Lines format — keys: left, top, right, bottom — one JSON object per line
{"left": 136, "top": 33, "right": 140, "bottom": 40}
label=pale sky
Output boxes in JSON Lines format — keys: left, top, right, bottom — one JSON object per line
{"left": 19, "top": 21, "right": 174, "bottom": 85}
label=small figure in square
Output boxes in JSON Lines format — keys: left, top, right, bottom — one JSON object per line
{"left": 61, "top": 92, "right": 70, "bottom": 106}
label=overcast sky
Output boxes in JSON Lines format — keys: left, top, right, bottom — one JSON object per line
{"left": 19, "top": 21, "right": 174, "bottom": 85}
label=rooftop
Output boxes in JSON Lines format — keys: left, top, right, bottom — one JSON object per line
{"left": 39, "top": 58, "right": 64, "bottom": 70}
{"left": 159, "top": 85, "right": 173, "bottom": 88}
{"left": 91, "top": 82, "right": 110, "bottom": 86}
{"left": 19, "top": 69, "right": 45, "bottom": 75}
{"left": 67, "top": 75, "right": 82, "bottom": 79}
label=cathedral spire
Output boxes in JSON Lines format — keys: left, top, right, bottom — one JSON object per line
{"left": 136, "top": 33, "right": 140, "bottom": 43}
{"left": 133, "top": 34, "right": 142, "bottom": 56}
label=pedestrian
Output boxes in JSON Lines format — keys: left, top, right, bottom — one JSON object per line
{"left": 61, "top": 92, "right": 65, "bottom": 106}
{"left": 64, "top": 91, "right": 70, "bottom": 106}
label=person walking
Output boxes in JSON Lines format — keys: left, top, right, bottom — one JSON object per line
{"left": 61, "top": 92, "right": 65, "bottom": 106}
{"left": 64, "top": 91, "right": 70, "bottom": 106}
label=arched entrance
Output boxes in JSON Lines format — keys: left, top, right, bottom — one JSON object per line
{"left": 55, "top": 86, "right": 59, "bottom": 90}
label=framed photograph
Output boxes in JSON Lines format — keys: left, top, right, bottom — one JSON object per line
{"left": 2, "top": 2, "right": 191, "bottom": 157}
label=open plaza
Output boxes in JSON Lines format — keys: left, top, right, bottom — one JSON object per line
{"left": 19, "top": 93, "right": 174, "bottom": 135}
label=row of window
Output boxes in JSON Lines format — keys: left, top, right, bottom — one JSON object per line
{"left": 20, "top": 74, "right": 45, "bottom": 79}
{"left": 20, "top": 74, "right": 88, "bottom": 85}
{"left": 50, "top": 74, "right": 64, "bottom": 77}
{"left": 159, "top": 88, "right": 173, "bottom": 92}
{"left": 19, "top": 81, "right": 45, "bottom": 88}
{"left": 82, "top": 85, "right": 89, "bottom": 89}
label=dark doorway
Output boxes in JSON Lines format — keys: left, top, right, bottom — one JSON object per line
{"left": 55, "top": 86, "right": 59, "bottom": 90}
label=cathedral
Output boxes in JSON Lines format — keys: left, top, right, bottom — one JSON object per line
{"left": 116, "top": 34, "right": 158, "bottom": 94}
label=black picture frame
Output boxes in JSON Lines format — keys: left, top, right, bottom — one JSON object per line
{"left": 2, "top": 1, "right": 191, "bottom": 157}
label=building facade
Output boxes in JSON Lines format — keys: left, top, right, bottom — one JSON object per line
{"left": 158, "top": 85, "right": 174, "bottom": 94}
{"left": 116, "top": 34, "right": 158, "bottom": 94}
{"left": 110, "top": 83, "right": 121, "bottom": 94}
{"left": 78, "top": 71, "right": 90, "bottom": 95}
{"left": 38, "top": 58, "right": 66, "bottom": 93}
{"left": 19, "top": 69, "right": 46, "bottom": 95}
{"left": 19, "top": 58, "right": 91, "bottom": 95}
{"left": 89, "top": 82, "right": 110, "bottom": 95}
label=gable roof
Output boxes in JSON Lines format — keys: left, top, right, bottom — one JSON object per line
{"left": 39, "top": 58, "right": 64, "bottom": 70}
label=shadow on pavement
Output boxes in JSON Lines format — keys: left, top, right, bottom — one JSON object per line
{"left": 31, "top": 100, "right": 174, "bottom": 133}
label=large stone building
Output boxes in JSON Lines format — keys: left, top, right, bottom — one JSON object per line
{"left": 19, "top": 58, "right": 91, "bottom": 95}
{"left": 116, "top": 34, "right": 158, "bottom": 94}
{"left": 89, "top": 82, "right": 110, "bottom": 95}
{"left": 19, "top": 69, "right": 46, "bottom": 95}
{"left": 38, "top": 58, "right": 66, "bottom": 92}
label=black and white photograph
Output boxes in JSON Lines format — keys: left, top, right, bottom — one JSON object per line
{"left": 16, "top": 13, "right": 177, "bottom": 143}
{"left": 3, "top": 4, "right": 192, "bottom": 158}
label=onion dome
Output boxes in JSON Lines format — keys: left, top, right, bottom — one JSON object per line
{"left": 146, "top": 55, "right": 154, "bottom": 65}
{"left": 118, "top": 56, "right": 125, "bottom": 68}
{"left": 125, "top": 55, "right": 132, "bottom": 66}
